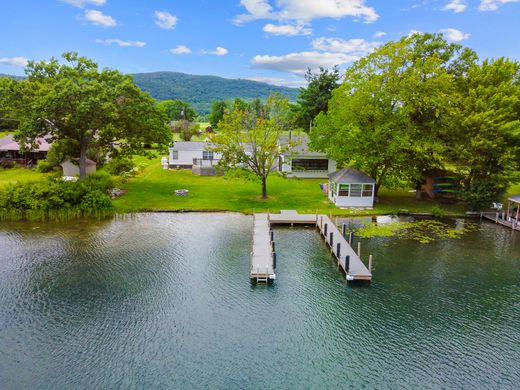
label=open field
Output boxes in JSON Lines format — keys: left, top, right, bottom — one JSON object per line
{"left": 112, "top": 157, "right": 469, "bottom": 216}
{"left": 0, "top": 167, "right": 49, "bottom": 187}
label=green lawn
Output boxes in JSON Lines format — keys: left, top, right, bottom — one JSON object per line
{"left": 0, "top": 131, "right": 12, "bottom": 139}
{"left": 0, "top": 167, "right": 48, "bottom": 187}
{"left": 113, "top": 157, "right": 468, "bottom": 216}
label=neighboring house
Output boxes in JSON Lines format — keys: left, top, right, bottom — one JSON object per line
{"left": 0, "top": 134, "right": 50, "bottom": 163}
{"left": 328, "top": 167, "right": 376, "bottom": 208}
{"left": 168, "top": 141, "right": 221, "bottom": 168}
{"left": 279, "top": 134, "right": 336, "bottom": 179}
{"left": 61, "top": 159, "right": 97, "bottom": 177}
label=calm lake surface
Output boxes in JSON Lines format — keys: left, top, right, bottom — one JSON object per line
{"left": 1, "top": 213, "right": 519, "bottom": 389}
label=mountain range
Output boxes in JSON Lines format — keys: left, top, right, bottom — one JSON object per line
{"left": 1, "top": 71, "right": 300, "bottom": 116}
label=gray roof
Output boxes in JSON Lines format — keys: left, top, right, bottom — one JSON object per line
{"left": 171, "top": 141, "right": 211, "bottom": 151}
{"left": 328, "top": 167, "right": 376, "bottom": 184}
{"left": 0, "top": 134, "right": 51, "bottom": 152}
{"left": 509, "top": 195, "right": 520, "bottom": 203}
{"left": 280, "top": 134, "right": 326, "bottom": 156}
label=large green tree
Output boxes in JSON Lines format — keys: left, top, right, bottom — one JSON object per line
{"left": 311, "top": 33, "right": 476, "bottom": 196}
{"left": 6, "top": 52, "right": 170, "bottom": 179}
{"left": 209, "top": 100, "right": 228, "bottom": 128}
{"left": 211, "top": 94, "right": 290, "bottom": 198}
{"left": 448, "top": 58, "right": 520, "bottom": 210}
{"left": 157, "top": 99, "right": 197, "bottom": 122}
{"left": 295, "top": 66, "right": 340, "bottom": 130}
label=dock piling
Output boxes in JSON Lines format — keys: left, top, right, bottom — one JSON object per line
{"left": 342, "top": 223, "right": 347, "bottom": 237}
{"left": 368, "top": 254, "right": 373, "bottom": 272}
{"left": 330, "top": 232, "right": 334, "bottom": 246}
{"left": 345, "top": 255, "right": 350, "bottom": 273}
{"left": 337, "top": 243, "right": 341, "bottom": 258}
{"left": 357, "top": 242, "right": 361, "bottom": 258}
{"left": 349, "top": 231, "right": 353, "bottom": 245}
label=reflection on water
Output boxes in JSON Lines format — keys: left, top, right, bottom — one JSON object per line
{"left": 0, "top": 213, "right": 519, "bottom": 389}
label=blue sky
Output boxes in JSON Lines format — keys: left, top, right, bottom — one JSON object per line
{"left": 1, "top": 0, "right": 519, "bottom": 87}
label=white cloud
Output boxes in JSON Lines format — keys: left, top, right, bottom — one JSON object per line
{"left": 235, "top": 0, "right": 379, "bottom": 24}
{"left": 60, "top": 0, "right": 106, "bottom": 7}
{"left": 408, "top": 29, "right": 422, "bottom": 37}
{"left": 170, "top": 45, "right": 192, "bottom": 55}
{"left": 373, "top": 31, "right": 386, "bottom": 38}
{"left": 252, "top": 51, "right": 358, "bottom": 75}
{"left": 479, "top": 0, "right": 520, "bottom": 11}
{"left": 440, "top": 27, "right": 470, "bottom": 41}
{"left": 263, "top": 23, "right": 312, "bottom": 36}
{"left": 84, "top": 9, "right": 116, "bottom": 27}
{"left": 154, "top": 11, "right": 178, "bottom": 29}
{"left": 95, "top": 39, "right": 145, "bottom": 47}
{"left": 0, "top": 56, "right": 29, "bottom": 67}
{"left": 312, "top": 37, "right": 380, "bottom": 55}
{"left": 442, "top": 0, "right": 467, "bottom": 13}
{"left": 210, "top": 47, "right": 229, "bottom": 56}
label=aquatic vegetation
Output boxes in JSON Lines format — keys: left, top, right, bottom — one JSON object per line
{"left": 355, "top": 219, "right": 480, "bottom": 243}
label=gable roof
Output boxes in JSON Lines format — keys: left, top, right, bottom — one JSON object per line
{"left": 280, "top": 133, "right": 326, "bottom": 156}
{"left": 0, "top": 134, "right": 51, "bottom": 152}
{"left": 328, "top": 167, "right": 376, "bottom": 184}
{"left": 172, "top": 141, "right": 210, "bottom": 151}
{"left": 509, "top": 195, "right": 520, "bottom": 203}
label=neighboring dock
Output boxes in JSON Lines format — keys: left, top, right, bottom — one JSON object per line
{"left": 250, "top": 210, "right": 372, "bottom": 284}
{"left": 482, "top": 212, "right": 520, "bottom": 232}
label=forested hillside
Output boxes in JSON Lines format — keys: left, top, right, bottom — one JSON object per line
{"left": 131, "top": 71, "right": 299, "bottom": 115}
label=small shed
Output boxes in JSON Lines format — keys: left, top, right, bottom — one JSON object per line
{"left": 61, "top": 159, "right": 97, "bottom": 177}
{"left": 328, "top": 167, "right": 376, "bottom": 208}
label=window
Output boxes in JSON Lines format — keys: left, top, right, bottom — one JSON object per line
{"left": 338, "top": 184, "right": 349, "bottom": 197}
{"left": 171, "top": 151, "right": 179, "bottom": 160}
{"left": 350, "top": 184, "right": 362, "bottom": 197}
{"left": 330, "top": 181, "right": 337, "bottom": 196}
{"left": 362, "top": 184, "right": 373, "bottom": 197}
{"left": 202, "top": 151, "right": 214, "bottom": 160}
{"left": 291, "top": 158, "right": 328, "bottom": 171}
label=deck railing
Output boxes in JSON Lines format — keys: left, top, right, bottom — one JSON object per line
{"left": 192, "top": 158, "right": 220, "bottom": 167}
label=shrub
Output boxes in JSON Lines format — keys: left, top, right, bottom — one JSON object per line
{"left": 224, "top": 168, "right": 259, "bottom": 182}
{"left": 431, "top": 206, "right": 445, "bottom": 219}
{"left": 0, "top": 175, "right": 114, "bottom": 221}
{"left": 0, "top": 160, "right": 14, "bottom": 168}
{"left": 35, "top": 159, "right": 54, "bottom": 173}
{"left": 105, "top": 157, "right": 135, "bottom": 176}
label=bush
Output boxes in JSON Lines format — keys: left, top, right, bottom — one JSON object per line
{"left": 224, "top": 168, "right": 259, "bottom": 182}
{"left": 105, "top": 157, "right": 135, "bottom": 176}
{"left": 0, "top": 174, "right": 114, "bottom": 221}
{"left": 431, "top": 206, "right": 445, "bottom": 219}
{"left": 35, "top": 159, "right": 54, "bottom": 173}
{"left": 0, "top": 160, "right": 14, "bottom": 168}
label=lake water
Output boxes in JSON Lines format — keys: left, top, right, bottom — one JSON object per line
{"left": 0, "top": 213, "right": 519, "bottom": 389}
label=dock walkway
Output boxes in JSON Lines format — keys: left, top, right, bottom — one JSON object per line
{"left": 250, "top": 213, "right": 276, "bottom": 283}
{"left": 250, "top": 210, "right": 372, "bottom": 283}
{"left": 482, "top": 212, "right": 520, "bottom": 232}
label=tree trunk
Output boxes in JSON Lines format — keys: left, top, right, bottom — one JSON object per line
{"left": 415, "top": 181, "right": 423, "bottom": 200}
{"left": 79, "top": 142, "right": 87, "bottom": 180}
{"left": 374, "top": 182, "right": 381, "bottom": 198}
{"left": 261, "top": 176, "right": 267, "bottom": 199}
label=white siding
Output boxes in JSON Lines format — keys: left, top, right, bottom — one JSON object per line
{"left": 328, "top": 183, "right": 375, "bottom": 208}
{"left": 282, "top": 155, "right": 337, "bottom": 179}
{"left": 168, "top": 148, "right": 221, "bottom": 167}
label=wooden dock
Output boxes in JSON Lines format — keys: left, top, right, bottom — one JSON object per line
{"left": 250, "top": 213, "right": 276, "bottom": 283}
{"left": 482, "top": 212, "right": 520, "bottom": 232}
{"left": 250, "top": 210, "right": 372, "bottom": 284}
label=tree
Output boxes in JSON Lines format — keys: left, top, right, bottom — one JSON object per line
{"left": 295, "top": 66, "right": 340, "bottom": 130}
{"left": 157, "top": 99, "right": 197, "bottom": 122}
{"left": 171, "top": 120, "right": 201, "bottom": 141}
{"left": 448, "top": 58, "right": 520, "bottom": 210}
{"left": 209, "top": 100, "right": 228, "bottom": 128}
{"left": 210, "top": 94, "right": 290, "bottom": 198}
{"left": 311, "top": 33, "right": 476, "bottom": 196}
{"left": 6, "top": 52, "right": 170, "bottom": 179}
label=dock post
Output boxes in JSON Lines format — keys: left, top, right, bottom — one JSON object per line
{"left": 342, "top": 223, "right": 347, "bottom": 237}
{"left": 324, "top": 223, "right": 328, "bottom": 236}
{"left": 270, "top": 230, "right": 274, "bottom": 241}
{"left": 337, "top": 243, "right": 341, "bottom": 258}
{"left": 496, "top": 212, "right": 499, "bottom": 223}
{"left": 273, "top": 252, "right": 277, "bottom": 269}
{"left": 330, "top": 232, "right": 333, "bottom": 246}
{"left": 272, "top": 241, "right": 275, "bottom": 252}
{"left": 349, "top": 231, "right": 353, "bottom": 246}
{"left": 357, "top": 242, "right": 361, "bottom": 257}
{"left": 345, "top": 255, "right": 350, "bottom": 273}
{"left": 368, "top": 254, "right": 373, "bottom": 272}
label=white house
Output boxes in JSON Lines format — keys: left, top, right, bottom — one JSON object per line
{"left": 328, "top": 167, "right": 376, "bottom": 208}
{"left": 168, "top": 141, "right": 221, "bottom": 168}
{"left": 61, "top": 159, "right": 97, "bottom": 177}
{"left": 279, "top": 135, "right": 336, "bottom": 179}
